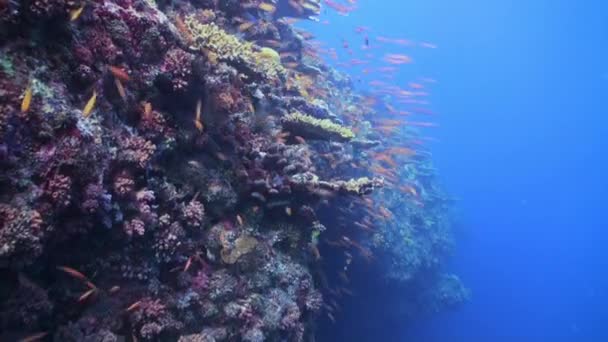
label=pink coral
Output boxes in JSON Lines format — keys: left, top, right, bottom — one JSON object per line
{"left": 182, "top": 200, "right": 205, "bottom": 229}
{"left": 119, "top": 136, "right": 156, "bottom": 169}
{"left": 136, "top": 189, "right": 158, "bottom": 225}
{"left": 124, "top": 218, "right": 145, "bottom": 237}
{"left": 0, "top": 205, "right": 45, "bottom": 266}
{"left": 161, "top": 49, "right": 195, "bottom": 91}
{"left": 45, "top": 173, "right": 72, "bottom": 209}
{"left": 113, "top": 170, "right": 135, "bottom": 197}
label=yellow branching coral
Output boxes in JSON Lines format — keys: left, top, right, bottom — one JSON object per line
{"left": 184, "top": 15, "right": 285, "bottom": 80}
{"left": 282, "top": 111, "right": 355, "bottom": 141}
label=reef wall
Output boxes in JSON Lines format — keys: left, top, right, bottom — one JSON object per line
{"left": 0, "top": 0, "right": 467, "bottom": 341}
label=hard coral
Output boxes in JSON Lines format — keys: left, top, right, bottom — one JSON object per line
{"left": 0, "top": 205, "right": 45, "bottom": 267}
{"left": 161, "top": 48, "right": 195, "bottom": 92}
{"left": 118, "top": 136, "right": 156, "bottom": 169}
{"left": 185, "top": 16, "right": 285, "bottom": 80}
{"left": 182, "top": 200, "right": 205, "bottom": 229}
{"left": 282, "top": 111, "right": 355, "bottom": 141}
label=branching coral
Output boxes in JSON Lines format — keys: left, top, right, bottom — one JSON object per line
{"left": 184, "top": 15, "right": 285, "bottom": 80}
{"left": 282, "top": 111, "right": 355, "bottom": 141}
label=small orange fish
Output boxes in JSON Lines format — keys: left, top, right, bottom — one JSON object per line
{"left": 57, "top": 266, "right": 89, "bottom": 282}
{"left": 143, "top": 101, "right": 152, "bottom": 119}
{"left": 238, "top": 22, "right": 254, "bottom": 32}
{"left": 109, "top": 286, "right": 121, "bottom": 294}
{"left": 114, "top": 78, "right": 126, "bottom": 101}
{"left": 125, "top": 300, "right": 142, "bottom": 312}
{"left": 19, "top": 332, "right": 48, "bottom": 342}
{"left": 109, "top": 66, "right": 130, "bottom": 82}
{"left": 78, "top": 288, "right": 97, "bottom": 303}
{"left": 184, "top": 256, "right": 193, "bottom": 272}
{"left": 194, "top": 98, "right": 204, "bottom": 132}
{"left": 82, "top": 91, "right": 97, "bottom": 118}
{"left": 21, "top": 83, "right": 32, "bottom": 113}
{"left": 236, "top": 214, "right": 244, "bottom": 226}
{"left": 383, "top": 53, "right": 413, "bottom": 65}
{"left": 69, "top": 5, "right": 85, "bottom": 22}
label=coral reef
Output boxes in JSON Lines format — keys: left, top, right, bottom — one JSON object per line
{"left": 0, "top": 0, "right": 465, "bottom": 340}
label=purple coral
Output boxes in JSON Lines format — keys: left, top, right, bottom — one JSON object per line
{"left": 161, "top": 48, "right": 195, "bottom": 91}
{"left": 182, "top": 200, "right": 205, "bottom": 229}
{"left": 0, "top": 205, "right": 45, "bottom": 267}
{"left": 118, "top": 136, "right": 156, "bottom": 169}
{"left": 124, "top": 218, "right": 145, "bottom": 237}
{"left": 113, "top": 170, "right": 135, "bottom": 197}
{"left": 45, "top": 173, "right": 72, "bottom": 209}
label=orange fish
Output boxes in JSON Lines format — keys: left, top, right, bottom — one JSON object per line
{"left": 184, "top": 256, "right": 193, "bottom": 272}
{"left": 143, "top": 101, "right": 152, "bottom": 119}
{"left": 21, "top": 83, "right": 32, "bottom": 113}
{"left": 384, "top": 53, "right": 413, "bottom": 64}
{"left": 238, "top": 21, "right": 254, "bottom": 32}
{"left": 109, "top": 66, "right": 130, "bottom": 82}
{"left": 19, "top": 332, "right": 48, "bottom": 342}
{"left": 114, "top": 78, "right": 126, "bottom": 101}
{"left": 236, "top": 214, "right": 244, "bottom": 226}
{"left": 125, "top": 300, "right": 142, "bottom": 312}
{"left": 78, "top": 288, "right": 97, "bottom": 303}
{"left": 194, "top": 98, "right": 204, "bottom": 132}
{"left": 57, "top": 266, "right": 89, "bottom": 282}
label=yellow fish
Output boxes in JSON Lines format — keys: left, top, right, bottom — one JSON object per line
{"left": 238, "top": 22, "right": 254, "bottom": 32}
{"left": 70, "top": 5, "right": 85, "bottom": 22}
{"left": 21, "top": 83, "right": 32, "bottom": 113}
{"left": 258, "top": 2, "right": 276, "bottom": 13}
{"left": 82, "top": 91, "right": 97, "bottom": 118}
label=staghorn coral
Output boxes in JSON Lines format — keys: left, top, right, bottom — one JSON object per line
{"left": 282, "top": 111, "right": 355, "bottom": 141}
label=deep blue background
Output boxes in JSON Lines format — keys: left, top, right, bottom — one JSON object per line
{"left": 304, "top": 1, "right": 608, "bottom": 340}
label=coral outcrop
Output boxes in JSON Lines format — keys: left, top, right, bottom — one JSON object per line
{"left": 0, "top": 0, "right": 465, "bottom": 340}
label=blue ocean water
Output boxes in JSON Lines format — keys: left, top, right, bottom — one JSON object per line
{"left": 306, "top": 1, "right": 608, "bottom": 341}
